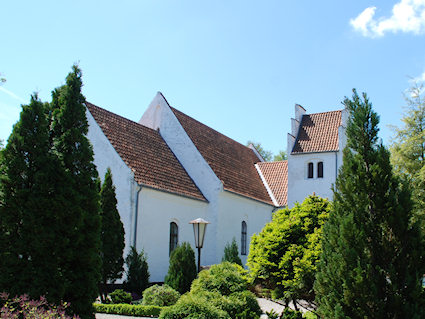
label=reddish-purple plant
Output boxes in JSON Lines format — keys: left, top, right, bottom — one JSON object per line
{"left": 0, "top": 293, "right": 79, "bottom": 319}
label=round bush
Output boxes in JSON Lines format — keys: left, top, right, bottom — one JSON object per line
{"left": 142, "top": 284, "right": 180, "bottom": 307}
{"left": 191, "top": 262, "right": 247, "bottom": 296}
{"left": 159, "top": 293, "right": 230, "bottom": 319}
{"left": 110, "top": 289, "right": 132, "bottom": 304}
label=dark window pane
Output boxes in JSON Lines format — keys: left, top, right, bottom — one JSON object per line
{"left": 241, "top": 221, "right": 247, "bottom": 255}
{"left": 308, "top": 162, "right": 314, "bottom": 178}
{"left": 318, "top": 162, "right": 323, "bottom": 178}
{"left": 169, "top": 222, "right": 178, "bottom": 256}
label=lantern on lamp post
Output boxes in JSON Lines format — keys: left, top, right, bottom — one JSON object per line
{"left": 189, "top": 218, "right": 210, "bottom": 272}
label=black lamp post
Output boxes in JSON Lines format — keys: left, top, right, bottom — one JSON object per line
{"left": 189, "top": 218, "right": 210, "bottom": 272}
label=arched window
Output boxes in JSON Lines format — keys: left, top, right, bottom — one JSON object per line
{"left": 317, "top": 161, "right": 323, "bottom": 178}
{"left": 169, "top": 222, "right": 178, "bottom": 256}
{"left": 241, "top": 221, "right": 247, "bottom": 255}
{"left": 308, "top": 162, "right": 314, "bottom": 179}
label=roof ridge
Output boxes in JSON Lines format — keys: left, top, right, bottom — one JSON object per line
{"left": 306, "top": 109, "right": 343, "bottom": 116}
{"left": 86, "top": 101, "right": 159, "bottom": 134}
{"left": 170, "top": 106, "right": 254, "bottom": 152}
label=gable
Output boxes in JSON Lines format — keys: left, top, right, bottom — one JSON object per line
{"left": 86, "top": 102, "right": 206, "bottom": 202}
{"left": 292, "top": 110, "right": 342, "bottom": 154}
{"left": 256, "top": 161, "right": 288, "bottom": 207}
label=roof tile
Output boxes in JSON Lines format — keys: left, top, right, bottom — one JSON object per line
{"left": 257, "top": 161, "right": 288, "bottom": 206}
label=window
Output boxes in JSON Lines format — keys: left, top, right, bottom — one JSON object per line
{"left": 169, "top": 222, "right": 178, "bottom": 256}
{"left": 241, "top": 221, "right": 247, "bottom": 255}
{"left": 318, "top": 162, "right": 323, "bottom": 178}
{"left": 308, "top": 162, "right": 314, "bottom": 179}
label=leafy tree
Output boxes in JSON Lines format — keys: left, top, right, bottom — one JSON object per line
{"left": 123, "top": 246, "right": 150, "bottom": 295}
{"left": 0, "top": 95, "right": 67, "bottom": 304}
{"left": 248, "top": 195, "right": 330, "bottom": 309}
{"left": 391, "top": 80, "right": 425, "bottom": 221}
{"left": 273, "top": 150, "right": 287, "bottom": 161}
{"left": 247, "top": 140, "right": 273, "bottom": 161}
{"left": 0, "top": 73, "right": 5, "bottom": 84}
{"left": 99, "top": 168, "right": 125, "bottom": 303}
{"left": 49, "top": 65, "right": 101, "bottom": 319}
{"left": 165, "top": 242, "right": 197, "bottom": 294}
{"left": 222, "top": 238, "right": 242, "bottom": 265}
{"left": 315, "top": 89, "right": 425, "bottom": 318}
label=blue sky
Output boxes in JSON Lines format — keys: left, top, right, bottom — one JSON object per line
{"left": 1, "top": 0, "right": 425, "bottom": 156}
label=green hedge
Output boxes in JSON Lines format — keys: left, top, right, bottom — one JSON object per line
{"left": 94, "top": 303, "right": 163, "bottom": 317}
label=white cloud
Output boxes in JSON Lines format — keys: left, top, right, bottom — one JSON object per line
{"left": 350, "top": 0, "right": 425, "bottom": 37}
{"left": 0, "top": 86, "right": 26, "bottom": 103}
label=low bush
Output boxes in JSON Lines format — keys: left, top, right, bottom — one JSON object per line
{"left": 165, "top": 242, "right": 197, "bottom": 294}
{"left": 142, "top": 284, "right": 180, "bottom": 307}
{"left": 0, "top": 293, "right": 79, "bottom": 319}
{"left": 280, "top": 308, "right": 303, "bottom": 319}
{"left": 93, "top": 303, "right": 162, "bottom": 317}
{"left": 225, "top": 291, "right": 262, "bottom": 319}
{"left": 110, "top": 289, "right": 132, "bottom": 304}
{"left": 158, "top": 293, "right": 230, "bottom": 319}
{"left": 191, "top": 262, "right": 247, "bottom": 296}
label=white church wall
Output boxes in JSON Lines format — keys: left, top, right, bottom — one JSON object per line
{"left": 136, "top": 187, "right": 209, "bottom": 282}
{"left": 86, "top": 109, "right": 138, "bottom": 260}
{"left": 287, "top": 151, "right": 339, "bottom": 207}
{"left": 217, "top": 191, "right": 273, "bottom": 266}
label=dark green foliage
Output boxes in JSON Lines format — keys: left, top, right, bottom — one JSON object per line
{"left": 222, "top": 238, "right": 242, "bottom": 265}
{"left": 247, "top": 196, "right": 331, "bottom": 304}
{"left": 158, "top": 293, "right": 230, "bottom": 319}
{"left": 49, "top": 65, "right": 101, "bottom": 319}
{"left": 164, "top": 242, "right": 197, "bottom": 294}
{"left": 99, "top": 168, "right": 125, "bottom": 302}
{"left": 280, "top": 308, "right": 303, "bottom": 319}
{"left": 0, "top": 95, "right": 68, "bottom": 305}
{"left": 124, "top": 246, "right": 150, "bottom": 294}
{"left": 141, "top": 284, "right": 180, "bottom": 307}
{"left": 110, "top": 289, "right": 132, "bottom": 304}
{"left": 314, "top": 89, "right": 425, "bottom": 318}
{"left": 191, "top": 262, "right": 247, "bottom": 296}
{"left": 93, "top": 303, "right": 162, "bottom": 317}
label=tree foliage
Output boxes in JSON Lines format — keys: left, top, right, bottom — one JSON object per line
{"left": 315, "top": 89, "right": 425, "bottom": 318}
{"left": 222, "top": 238, "right": 242, "bottom": 265}
{"left": 99, "top": 168, "right": 125, "bottom": 302}
{"left": 273, "top": 150, "right": 287, "bottom": 161}
{"left": 247, "top": 140, "right": 273, "bottom": 161}
{"left": 165, "top": 242, "right": 197, "bottom": 294}
{"left": 391, "top": 80, "right": 425, "bottom": 220}
{"left": 124, "top": 246, "right": 150, "bottom": 295}
{"left": 247, "top": 195, "right": 330, "bottom": 306}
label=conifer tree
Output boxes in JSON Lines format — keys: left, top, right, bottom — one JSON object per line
{"left": 50, "top": 65, "right": 101, "bottom": 319}
{"left": 165, "top": 242, "right": 197, "bottom": 294}
{"left": 123, "top": 246, "right": 150, "bottom": 295}
{"left": 315, "top": 90, "right": 425, "bottom": 318}
{"left": 222, "top": 238, "right": 242, "bottom": 266}
{"left": 99, "top": 168, "right": 125, "bottom": 303}
{"left": 0, "top": 95, "right": 67, "bottom": 303}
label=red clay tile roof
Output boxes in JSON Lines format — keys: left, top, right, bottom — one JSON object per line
{"left": 170, "top": 107, "right": 274, "bottom": 206}
{"left": 86, "top": 102, "right": 206, "bottom": 202}
{"left": 292, "top": 110, "right": 342, "bottom": 154}
{"left": 256, "top": 161, "right": 288, "bottom": 207}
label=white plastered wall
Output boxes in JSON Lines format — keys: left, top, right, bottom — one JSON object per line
{"left": 136, "top": 187, "right": 209, "bottom": 282}
{"left": 86, "top": 109, "right": 139, "bottom": 261}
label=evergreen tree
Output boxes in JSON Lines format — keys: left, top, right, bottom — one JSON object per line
{"left": 99, "top": 168, "right": 125, "bottom": 303}
{"left": 315, "top": 90, "right": 425, "bottom": 318}
{"left": 165, "top": 242, "right": 197, "bottom": 294}
{"left": 0, "top": 95, "right": 67, "bottom": 303}
{"left": 222, "top": 238, "right": 242, "bottom": 266}
{"left": 50, "top": 65, "right": 101, "bottom": 319}
{"left": 123, "top": 246, "right": 150, "bottom": 295}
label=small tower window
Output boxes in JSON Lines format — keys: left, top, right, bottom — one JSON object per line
{"left": 241, "top": 221, "right": 247, "bottom": 255}
{"left": 318, "top": 162, "right": 323, "bottom": 178}
{"left": 308, "top": 162, "right": 314, "bottom": 179}
{"left": 169, "top": 222, "right": 178, "bottom": 256}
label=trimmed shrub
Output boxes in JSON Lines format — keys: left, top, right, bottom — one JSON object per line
{"left": 124, "top": 247, "right": 150, "bottom": 294}
{"left": 110, "top": 289, "right": 132, "bottom": 304}
{"left": 164, "top": 242, "right": 197, "bottom": 294}
{"left": 142, "top": 284, "right": 180, "bottom": 307}
{"left": 191, "top": 262, "right": 247, "bottom": 296}
{"left": 222, "top": 238, "right": 242, "bottom": 266}
{"left": 93, "top": 303, "right": 162, "bottom": 317}
{"left": 280, "top": 308, "right": 303, "bottom": 319}
{"left": 158, "top": 293, "right": 230, "bottom": 319}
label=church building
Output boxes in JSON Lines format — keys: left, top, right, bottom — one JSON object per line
{"left": 86, "top": 92, "right": 346, "bottom": 282}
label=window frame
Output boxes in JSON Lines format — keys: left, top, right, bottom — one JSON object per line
{"left": 169, "top": 222, "right": 178, "bottom": 256}
{"left": 241, "top": 221, "right": 247, "bottom": 255}
{"left": 317, "top": 161, "right": 323, "bottom": 178}
{"left": 307, "top": 162, "right": 314, "bottom": 179}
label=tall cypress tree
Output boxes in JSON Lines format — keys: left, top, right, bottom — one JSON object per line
{"left": 50, "top": 65, "right": 101, "bottom": 319}
{"left": 99, "top": 168, "right": 125, "bottom": 303}
{"left": 0, "top": 95, "right": 66, "bottom": 303}
{"left": 315, "top": 90, "right": 425, "bottom": 318}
